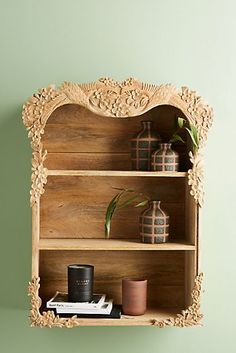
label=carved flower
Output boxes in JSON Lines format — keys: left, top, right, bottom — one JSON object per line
{"left": 121, "top": 77, "right": 135, "bottom": 87}
{"left": 111, "top": 97, "right": 130, "bottom": 117}
{"left": 65, "top": 316, "right": 80, "bottom": 328}
{"left": 157, "top": 321, "right": 166, "bottom": 328}
{"left": 89, "top": 90, "right": 104, "bottom": 107}
{"left": 125, "top": 90, "right": 149, "bottom": 109}
{"left": 181, "top": 87, "right": 197, "bottom": 104}
{"left": 99, "top": 77, "right": 117, "bottom": 87}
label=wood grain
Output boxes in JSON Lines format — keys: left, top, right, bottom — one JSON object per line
{"left": 39, "top": 238, "right": 195, "bottom": 250}
{"left": 45, "top": 152, "right": 131, "bottom": 171}
{"left": 42, "top": 104, "right": 190, "bottom": 171}
{"left": 40, "top": 175, "right": 186, "bottom": 239}
{"left": 46, "top": 170, "right": 187, "bottom": 177}
{"left": 40, "top": 308, "right": 182, "bottom": 326}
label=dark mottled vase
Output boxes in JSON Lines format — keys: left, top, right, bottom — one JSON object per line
{"left": 151, "top": 143, "right": 179, "bottom": 171}
{"left": 139, "top": 201, "right": 169, "bottom": 244}
{"left": 130, "top": 121, "right": 161, "bottom": 171}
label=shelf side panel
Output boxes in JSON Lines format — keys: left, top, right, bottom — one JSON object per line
{"left": 185, "top": 178, "right": 198, "bottom": 306}
{"left": 32, "top": 202, "right": 40, "bottom": 278}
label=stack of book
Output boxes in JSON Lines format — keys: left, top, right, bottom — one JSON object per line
{"left": 47, "top": 292, "right": 121, "bottom": 318}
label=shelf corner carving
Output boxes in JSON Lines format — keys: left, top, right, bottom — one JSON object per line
{"left": 151, "top": 272, "right": 204, "bottom": 328}
{"left": 180, "top": 87, "right": 213, "bottom": 149}
{"left": 28, "top": 277, "right": 80, "bottom": 328}
{"left": 30, "top": 148, "right": 48, "bottom": 206}
{"left": 22, "top": 85, "right": 59, "bottom": 151}
{"left": 188, "top": 151, "right": 204, "bottom": 207}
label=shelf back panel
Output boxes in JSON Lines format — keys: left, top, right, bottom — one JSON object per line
{"left": 42, "top": 104, "right": 191, "bottom": 171}
{"left": 39, "top": 250, "right": 185, "bottom": 309}
{"left": 40, "top": 175, "right": 186, "bottom": 240}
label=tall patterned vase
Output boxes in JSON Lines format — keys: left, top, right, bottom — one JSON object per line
{"left": 130, "top": 121, "right": 161, "bottom": 171}
{"left": 151, "top": 143, "right": 179, "bottom": 171}
{"left": 139, "top": 201, "right": 169, "bottom": 244}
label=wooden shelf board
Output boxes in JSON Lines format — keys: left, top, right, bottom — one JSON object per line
{"left": 39, "top": 238, "right": 195, "bottom": 251}
{"left": 44, "top": 307, "right": 181, "bottom": 326}
{"left": 47, "top": 170, "right": 187, "bottom": 177}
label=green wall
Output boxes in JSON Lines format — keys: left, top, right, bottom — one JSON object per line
{"left": 0, "top": 0, "right": 235, "bottom": 351}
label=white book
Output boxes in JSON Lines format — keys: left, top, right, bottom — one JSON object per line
{"left": 56, "top": 300, "right": 113, "bottom": 315}
{"left": 46, "top": 292, "right": 106, "bottom": 310}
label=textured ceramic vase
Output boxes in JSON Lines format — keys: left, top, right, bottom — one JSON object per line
{"left": 130, "top": 121, "right": 161, "bottom": 171}
{"left": 139, "top": 201, "right": 169, "bottom": 244}
{"left": 151, "top": 143, "right": 179, "bottom": 171}
{"left": 122, "top": 279, "right": 147, "bottom": 316}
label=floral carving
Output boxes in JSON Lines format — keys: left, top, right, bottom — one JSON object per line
{"left": 151, "top": 273, "right": 203, "bottom": 328}
{"left": 88, "top": 87, "right": 149, "bottom": 117}
{"left": 30, "top": 148, "right": 48, "bottom": 206}
{"left": 180, "top": 87, "right": 213, "bottom": 148}
{"left": 188, "top": 151, "right": 204, "bottom": 207}
{"left": 28, "top": 277, "right": 80, "bottom": 328}
{"left": 22, "top": 85, "right": 58, "bottom": 151}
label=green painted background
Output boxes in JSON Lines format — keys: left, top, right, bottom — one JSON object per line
{"left": 0, "top": 0, "right": 235, "bottom": 351}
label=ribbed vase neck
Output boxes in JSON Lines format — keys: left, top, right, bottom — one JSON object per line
{"left": 141, "top": 121, "right": 153, "bottom": 129}
{"left": 160, "top": 143, "right": 171, "bottom": 150}
{"left": 149, "top": 200, "right": 161, "bottom": 208}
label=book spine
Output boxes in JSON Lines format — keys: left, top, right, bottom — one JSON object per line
{"left": 47, "top": 303, "right": 98, "bottom": 309}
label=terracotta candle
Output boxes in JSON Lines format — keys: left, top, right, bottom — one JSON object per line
{"left": 122, "top": 278, "right": 147, "bottom": 315}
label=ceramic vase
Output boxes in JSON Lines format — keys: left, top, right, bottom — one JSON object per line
{"left": 151, "top": 143, "right": 179, "bottom": 171}
{"left": 130, "top": 121, "right": 161, "bottom": 171}
{"left": 139, "top": 201, "right": 169, "bottom": 244}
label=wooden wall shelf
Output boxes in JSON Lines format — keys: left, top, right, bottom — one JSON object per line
{"left": 39, "top": 238, "right": 195, "bottom": 251}
{"left": 47, "top": 170, "right": 187, "bottom": 177}
{"left": 23, "top": 78, "right": 213, "bottom": 328}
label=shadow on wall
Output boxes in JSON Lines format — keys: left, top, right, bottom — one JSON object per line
{"left": 0, "top": 105, "right": 32, "bottom": 310}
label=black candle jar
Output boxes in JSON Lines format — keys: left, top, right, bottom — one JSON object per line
{"left": 68, "top": 264, "right": 94, "bottom": 302}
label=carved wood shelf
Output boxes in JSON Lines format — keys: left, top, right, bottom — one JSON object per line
{"left": 46, "top": 170, "right": 187, "bottom": 177}
{"left": 39, "top": 238, "right": 195, "bottom": 251}
{"left": 23, "top": 77, "right": 213, "bottom": 328}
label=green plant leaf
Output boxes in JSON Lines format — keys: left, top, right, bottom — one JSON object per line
{"left": 118, "top": 195, "right": 140, "bottom": 209}
{"left": 190, "top": 124, "right": 199, "bottom": 146}
{"left": 105, "top": 196, "right": 117, "bottom": 238}
{"left": 105, "top": 190, "right": 126, "bottom": 238}
{"left": 186, "top": 127, "right": 198, "bottom": 147}
{"left": 134, "top": 200, "right": 149, "bottom": 208}
{"left": 169, "top": 134, "right": 185, "bottom": 144}
{"left": 178, "top": 117, "right": 185, "bottom": 129}
{"left": 112, "top": 187, "right": 134, "bottom": 192}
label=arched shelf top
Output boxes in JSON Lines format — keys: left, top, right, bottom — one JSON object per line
{"left": 22, "top": 77, "right": 213, "bottom": 207}
{"left": 22, "top": 77, "right": 213, "bottom": 149}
